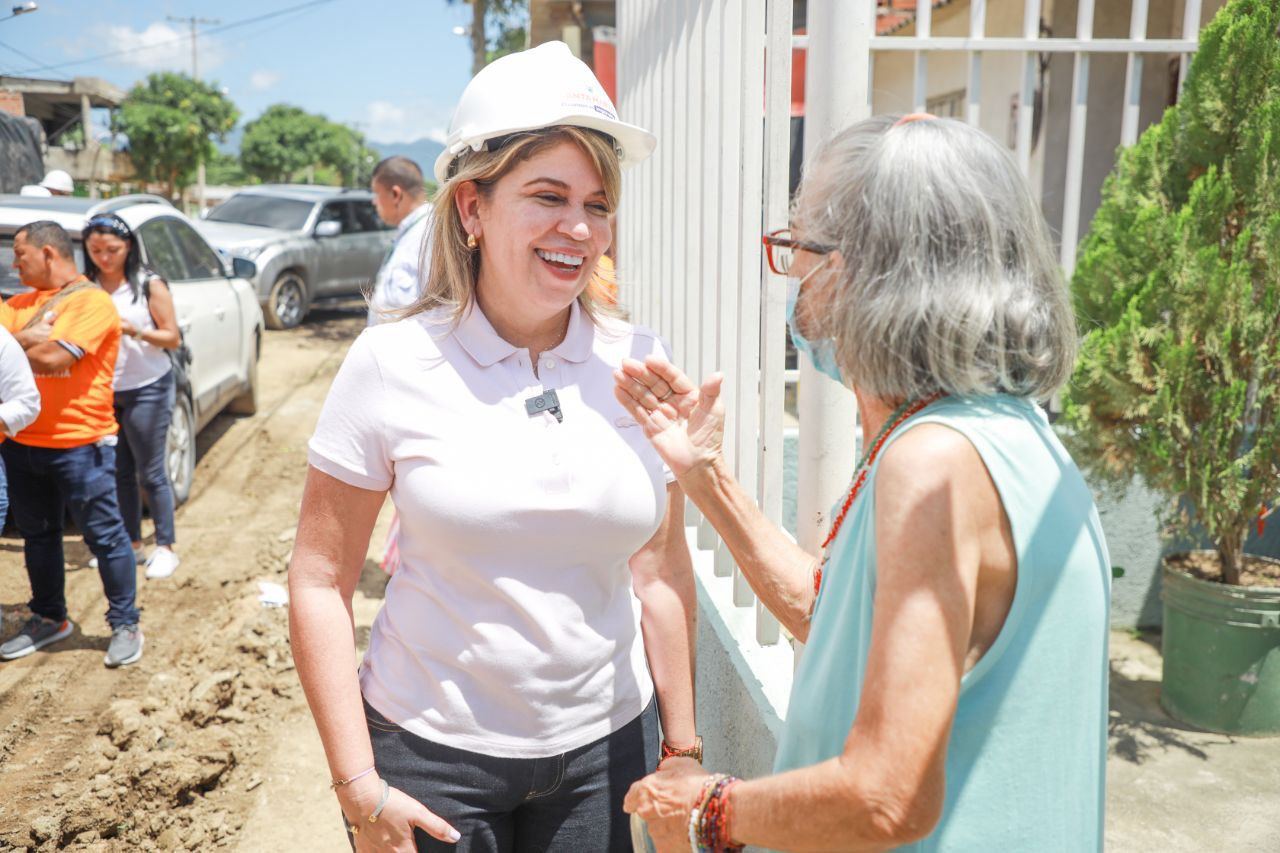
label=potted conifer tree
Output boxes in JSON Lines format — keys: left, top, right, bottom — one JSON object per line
{"left": 1064, "top": 0, "right": 1280, "bottom": 735}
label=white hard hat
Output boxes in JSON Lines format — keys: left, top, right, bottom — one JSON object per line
{"left": 434, "top": 41, "right": 655, "bottom": 184}
{"left": 39, "top": 170, "right": 74, "bottom": 194}
{"left": 19, "top": 184, "right": 53, "bottom": 197}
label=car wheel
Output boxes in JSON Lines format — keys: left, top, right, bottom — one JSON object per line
{"left": 265, "top": 271, "right": 308, "bottom": 330}
{"left": 228, "top": 334, "right": 260, "bottom": 416}
{"left": 167, "top": 393, "right": 196, "bottom": 506}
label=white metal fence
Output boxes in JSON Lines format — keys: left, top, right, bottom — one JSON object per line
{"left": 615, "top": 0, "right": 1204, "bottom": 663}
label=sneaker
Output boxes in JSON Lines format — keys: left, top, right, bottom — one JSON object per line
{"left": 104, "top": 624, "right": 143, "bottom": 668}
{"left": 144, "top": 547, "right": 181, "bottom": 580}
{"left": 89, "top": 545, "right": 147, "bottom": 570}
{"left": 0, "top": 615, "right": 74, "bottom": 661}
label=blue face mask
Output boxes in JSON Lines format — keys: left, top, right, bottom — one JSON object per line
{"left": 786, "top": 260, "right": 843, "bottom": 384}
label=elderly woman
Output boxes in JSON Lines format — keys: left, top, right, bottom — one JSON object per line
{"left": 618, "top": 115, "right": 1110, "bottom": 851}
{"left": 289, "top": 42, "right": 699, "bottom": 852}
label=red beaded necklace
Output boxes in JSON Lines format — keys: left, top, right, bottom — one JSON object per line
{"left": 813, "top": 392, "right": 945, "bottom": 597}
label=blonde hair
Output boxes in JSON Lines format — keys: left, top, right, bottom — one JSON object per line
{"left": 402, "top": 126, "right": 624, "bottom": 324}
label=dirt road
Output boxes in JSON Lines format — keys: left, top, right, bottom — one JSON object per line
{"left": 0, "top": 305, "right": 387, "bottom": 852}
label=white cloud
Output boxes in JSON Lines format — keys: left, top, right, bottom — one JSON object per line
{"left": 93, "top": 22, "right": 227, "bottom": 73}
{"left": 364, "top": 100, "right": 448, "bottom": 144}
{"left": 249, "top": 70, "right": 280, "bottom": 91}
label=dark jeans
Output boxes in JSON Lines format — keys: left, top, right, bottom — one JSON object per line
{"left": 360, "top": 698, "right": 659, "bottom": 852}
{"left": 115, "top": 370, "right": 176, "bottom": 546}
{"left": 1, "top": 439, "right": 140, "bottom": 628}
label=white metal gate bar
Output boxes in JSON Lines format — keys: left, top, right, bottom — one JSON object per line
{"left": 618, "top": 0, "right": 793, "bottom": 647}
{"left": 874, "top": 0, "right": 1203, "bottom": 274}
{"left": 1059, "top": 0, "right": 1095, "bottom": 275}
{"left": 872, "top": 35, "right": 1197, "bottom": 52}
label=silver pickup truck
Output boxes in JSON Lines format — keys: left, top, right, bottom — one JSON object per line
{"left": 196, "top": 185, "right": 394, "bottom": 329}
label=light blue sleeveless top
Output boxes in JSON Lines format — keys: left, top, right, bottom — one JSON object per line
{"left": 774, "top": 395, "right": 1110, "bottom": 851}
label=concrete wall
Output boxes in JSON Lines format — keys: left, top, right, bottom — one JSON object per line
{"left": 686, "top": 528, "right": 792, "bottom": 786}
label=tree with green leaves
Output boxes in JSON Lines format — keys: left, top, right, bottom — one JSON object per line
{"left": 239, "top": 104, "right": 332, "bottom": 184}
{"left": 447, "top": 0, "right": 528, "bottom": 75}
{"left": 316, "top": 123, "right": 381, "bottom": 188}
{"left": 241, "top": 105, "right": 380, "bottom": 187}
{"left": 114, "top": 72, "right": 238, "bottom": 199}
{"left": 1063, "top": 0, "right": 1280, "bottom": 586}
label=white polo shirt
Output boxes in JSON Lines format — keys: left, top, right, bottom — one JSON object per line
{"left": 308, "top": 299, "right": 673, "bottom": 758}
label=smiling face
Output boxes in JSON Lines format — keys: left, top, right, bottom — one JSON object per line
{"left": 85, "top": 231, "right": 130, "bottom": 280}
{"left": 464, "top": 139, "right": 613, "bottom": 323}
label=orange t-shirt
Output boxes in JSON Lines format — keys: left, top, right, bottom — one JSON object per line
{"left": 0, "top": 280, "right": 120, "bottom": 448}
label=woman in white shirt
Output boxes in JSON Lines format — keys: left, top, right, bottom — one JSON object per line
{"left": 82, "top": 214, "right": 182, "bottom": 579}
{"left": 289, "top": 42, "right": 697, "bottom": 851}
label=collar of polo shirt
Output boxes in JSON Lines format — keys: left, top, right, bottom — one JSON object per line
{"left": 454, "top": 298, "right": 596, "bottom": 367}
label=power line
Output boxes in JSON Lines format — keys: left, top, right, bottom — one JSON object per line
{"left": 8, "top": 0, "right": 340, "bottom": 77}
{"left": 0, "top": 39, "right": 45, "bottom": 73}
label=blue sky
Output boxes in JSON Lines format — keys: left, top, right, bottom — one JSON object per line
{"left": 0, "top": 0, "right": 482, "bottom": 145}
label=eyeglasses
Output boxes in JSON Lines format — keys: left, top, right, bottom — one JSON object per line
{"left": 84, "top": 215, "right": 133, "bottom": 240}
{"left": 761, "top": 229, "right": 836, "bottom": 276}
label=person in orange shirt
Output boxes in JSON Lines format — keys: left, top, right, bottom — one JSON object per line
{"left": 0, "top": 221, "right": 143, "bottom": 668}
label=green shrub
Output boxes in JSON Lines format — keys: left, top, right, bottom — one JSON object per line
{"left": 1064, "top": 0, "right": 1280, "bottom": 585}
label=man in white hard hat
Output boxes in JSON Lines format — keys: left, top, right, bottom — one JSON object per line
{"left": 366, "top": 156, "right": 433, "bottom": 326}
{"left": 38, "top": 170, "right": 74, "bottom": 197}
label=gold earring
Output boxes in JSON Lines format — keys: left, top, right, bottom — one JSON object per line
{"left": 466, "top": 233, "right": 478, "bottom": 249}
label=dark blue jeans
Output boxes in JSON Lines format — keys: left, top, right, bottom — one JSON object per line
{"left": 114, "top": 370, "right": 176, "bottom": 546}
{"left": 1, "top": 439, "right": 140, "bottom": 628}
{"left": 360, "top": 698, "right": 659, "bottom": 852}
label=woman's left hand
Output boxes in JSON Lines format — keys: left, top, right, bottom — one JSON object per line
{"left": 119, "top": 319, "right": 138, "bottom": 338}
{"left": 623, "top": 757, "right": 711, "bottom": 852}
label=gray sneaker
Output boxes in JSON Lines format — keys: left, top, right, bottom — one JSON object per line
{"left": 0, "top": 615, "right": 74, "bottom": 661}
{"left": 104, "top": 623, "right": 143, "bottom": 668}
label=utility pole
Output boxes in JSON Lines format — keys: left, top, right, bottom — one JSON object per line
{"left": 347, "top": 121, "right": 368, "bottom": 188}
{"left": 168, "top": 14, "right": 219, "bottom": 214}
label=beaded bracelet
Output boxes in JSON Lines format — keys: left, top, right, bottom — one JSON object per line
{"left": 695, "top": 775, "right": 743, "bottom": 852}
{"left": 687, "top": 774, "right": 725, "bottom": 852}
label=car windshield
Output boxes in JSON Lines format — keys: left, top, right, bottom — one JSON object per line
{"left": 206, "top": 195, "right": 314, "bottom": 231}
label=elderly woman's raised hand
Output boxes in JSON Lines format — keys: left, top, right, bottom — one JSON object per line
{"left": 614, "top": 356, "right": 725, "bottom": 480}
{"left": 623, "top": 757, "right": 713, "bottom": 852}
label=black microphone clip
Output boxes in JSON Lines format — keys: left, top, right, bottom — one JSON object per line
{"left": 525, "top": 389, "right": 563, "bottom": 423}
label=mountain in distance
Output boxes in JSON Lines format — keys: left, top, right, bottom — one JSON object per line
{"left": 367, "top": 138, "right": 447, "bottom": 176}
{"left": 214, "top": 128, "right": 445, "bottom": 178}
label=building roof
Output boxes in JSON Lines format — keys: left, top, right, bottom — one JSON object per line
{"left": 877, "top": 0, "right": 960, "bottom": 36}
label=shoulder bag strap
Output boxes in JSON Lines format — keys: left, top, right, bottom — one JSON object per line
{"left": 21, "top": 280, "right": 101, "bottom": 331}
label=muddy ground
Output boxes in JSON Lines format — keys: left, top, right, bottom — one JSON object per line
{"left": 0, "top": 306, "right": 373, "bottom": 852}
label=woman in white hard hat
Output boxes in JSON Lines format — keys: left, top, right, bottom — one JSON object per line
{"left": 289, "top": 42, "right": 698, "bottom": 851}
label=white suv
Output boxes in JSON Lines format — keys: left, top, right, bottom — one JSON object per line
{"left": 0, "top": 194, "right": 265, "bottom": 503}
